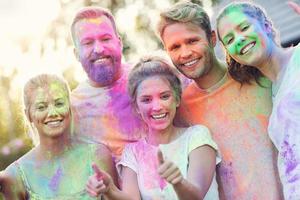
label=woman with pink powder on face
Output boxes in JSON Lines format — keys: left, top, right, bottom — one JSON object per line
{"left": 86, "top": 56, "right": 221, "bottom": 200}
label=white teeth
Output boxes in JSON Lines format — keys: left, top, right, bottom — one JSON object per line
{"left": 241, "top": 43, "right": 255, "bottom": 55}
{"left": 94, "top": 58, "right": 107, "bottom": 64}
{"left": 152, "top": 113, "right": 167, "bottom": 119}
{"left": 45, "top": 120, "right": 62, "bottom": 126}
{"left": 183, "top": 59, "right": 198, "bottom": 67}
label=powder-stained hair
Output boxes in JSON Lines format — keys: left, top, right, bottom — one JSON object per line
{"left": 71, "top": 6, "right": 118, "bottom": 44}
{"left": 216, "top": 2, "right": 279, "bottom": 85}
{"left": 128, "top": 56, "right": 182, "bottom": 104}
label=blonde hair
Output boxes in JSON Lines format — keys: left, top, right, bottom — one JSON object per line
{"left": 157, "top": 1, "right": 212, "bottom": 42}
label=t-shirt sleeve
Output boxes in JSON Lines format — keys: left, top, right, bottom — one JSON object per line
{"left": 188, "top": 125, "right": 222, "bottom": 165}
{"left": 116, "top": 143, "right": 138, "bottom": 178}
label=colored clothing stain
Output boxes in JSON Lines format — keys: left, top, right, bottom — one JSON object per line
{"left": 117, "top": 125, "right": 220, "bottom": 200}
{"left": 71, "top": 67, "right": 145, "bottom": 160}
{"left": 178, "top": 75, "right": 283, "bottom": 199}
{"left": 269, "top": 44, "right": 300, "bottom": 199}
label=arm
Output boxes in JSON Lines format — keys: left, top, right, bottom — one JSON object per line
{"left": 157, "top": 146, "right": 216, "bottom": 200}
{"left": 0, "top": 168, "right": 27, "bottom": 200}
{"left": 175, "top": 145, "right": 216, "bottom": 200}
{"left": 94, "top": 144, "right": 119, "bottom": 187}
{"left": 86, "top": 165, "right": 140, "bottom": 200}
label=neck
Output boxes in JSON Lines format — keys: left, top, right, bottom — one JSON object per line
{"left": 257, "top": 45, "right": 293, "bottom": 82}
{"left": 38, "top": 131, "right": 72, "bottom": 160}
{"left": 146, "top": 125, "right": 178, "bottom": 146}
{"left": 194, "top": 57, "right": 227, "bottom": 89}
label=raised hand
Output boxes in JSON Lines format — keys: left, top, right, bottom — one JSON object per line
{"left": 157, "top": 149, "right": 183, "bottom": 185}
{"left": 288, "top": 1, "right": 300, "bottom": 15}
{"left": 86, "top": 163, "right": 114, "bottom": 197}
{"left": 0, "top": 172, "right": 26, "bottom": 200}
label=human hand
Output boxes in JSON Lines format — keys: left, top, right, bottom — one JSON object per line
{"left": 86, "top": 163, "right": 114, "bottom": 197}
{"left": 157, "top": 149, "right": 183, "bottom": 185}
{"left": 287, "top": 1, "right": 300, "bottom": 15}
{"left": 0, "top": 171, "right": 26, "bottom": 200}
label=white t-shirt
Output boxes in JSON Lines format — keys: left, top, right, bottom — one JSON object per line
{"left": 117, "top": 125, "right": 221, "bottom": 200}
{"left": 269, "top": 45, "right": 300, "bottom": 200}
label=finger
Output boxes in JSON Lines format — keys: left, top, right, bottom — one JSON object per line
{"left": 157, "top": 149, "right": 164, "bottom": 165}
{"left": 160, "top": 163, "right": 177, "bottom": 179}
{"left": 166, "top": 170, "right": 181, "bottom": 183}
{"left": 92, "top": 163, "right": 103, "bottom": 181}
{"left": 157, "top": 160, "right": 172, "bottom": 174}
{"left": 287, "top": 1, "right": 300, "bottom": 14}
{"left": 171, "top": 175, "right": 183, "bottom": 185}
{"left": 86, "top": 186, "right": 99, "bottom": 197}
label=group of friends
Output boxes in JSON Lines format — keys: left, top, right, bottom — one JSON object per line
{"left": 0, "top": 0, "right": 300, "bottom": 199}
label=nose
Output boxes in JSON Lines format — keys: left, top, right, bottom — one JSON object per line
{"left": 180, "top": 45, "right": 192, "bottom": 59}
{"left": 47, "top": 105, "right": 59, "bottom": 117}
{"left": 152, "top": 99, "right": 163, "bottom": 111}
{"left": 236, "top": 34, "right": 246, "bottom": 46}
{"left": 93, "top": 40, "right": 104, "bottom": 54}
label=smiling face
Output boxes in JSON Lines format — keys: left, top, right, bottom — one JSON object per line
{"left": 218, "top": 9, "right": 273, "bottom": 68}
{"left": 135, "top": 76, "right": 178, "bottom": 133}
{"left": 27, "top": 82, "right": 71, "bottom": 139}
{"left": 73, "top": 16, "right": 122, "bottom": 87}
{"left": 162, "top": 22, "right": 215, "bottom": 80}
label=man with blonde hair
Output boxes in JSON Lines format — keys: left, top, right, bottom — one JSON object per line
{"left": 71, "top": 6, "right": 144, "bottom": 161}
{"left": 157, "top": 1, "right": 283, "bottom": 199}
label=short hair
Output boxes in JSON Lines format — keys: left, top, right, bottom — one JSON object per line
{"left": 157, "top": 1, "right": 212, "bottom": 42}
{"left": 71, "top": 6, "right": 118, "bottom": 44}
{"left": 23, "top": 74, "right": 71, "bottom": 145}
{"left": 216, "top": 2, "right": 278, "bottom": 85}
{"left": 128, "top": 56, "right": 182, "bottom": 105}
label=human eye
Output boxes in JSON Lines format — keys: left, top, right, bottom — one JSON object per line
{"left": 161, "top": 93, "right": 171, "bottom": 100}
{"left": 101, "top": 35, "right": 112, "bottom": 42}
{"left": 36, "top": 103, "right": 46, "bottom": 111}
{"left": 188, "top": 38, "right": 198, "bottom": 44}
{"left": 81, "top": 40, "right": 93, "bottom": 46}
{"left": 224, "top": 36, "right": 234, "bottom": 45}
{"left": 241, "top": 24, "right": 250, "bottom": 31}
{"left": 55, "top": 100, "right": 65, "bottom": 107}
{"left": 169, "top": 44, "right": 180, "bottom": 51}
{"left": 140, "top": 96, "right": 151, "bottom": 103}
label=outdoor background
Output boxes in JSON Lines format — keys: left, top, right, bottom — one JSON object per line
{"left": 0, "top": 0, "right": 299, "bottom": 175}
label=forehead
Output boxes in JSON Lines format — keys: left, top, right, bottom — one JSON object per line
{"left": 74, "top": 16, "right": 116, "bottom": 37}
{"left": 163, "top": 23, "right": 207, "bottom": 43}
{"left": 137, "top": 76, "right": 172, "bottom": 95}
{"left": 32, "top": 83, "right": 67, "bottom": 102}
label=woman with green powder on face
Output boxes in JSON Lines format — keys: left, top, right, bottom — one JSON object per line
{"left": 217, "top": 2, "right": 300, "bottom": 199}
{"left": 0, "top": 74, "right": 117, "bottom": 199}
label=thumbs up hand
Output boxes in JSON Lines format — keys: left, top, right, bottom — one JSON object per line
{"left": 86, "top": 163, "right": 114, "bottom": 197}
{"left": 288, "top": 1, "right": 300, "bottom": 15}
{"left": 157, "top": 149, "right": 183, "bottom": 185}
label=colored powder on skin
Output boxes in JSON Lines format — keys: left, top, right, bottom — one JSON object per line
{"left": 86, "top": 18, "right": 103, "bottom": 25}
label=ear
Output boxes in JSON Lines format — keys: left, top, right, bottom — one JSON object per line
{"left": 118, "top": 35, "right": 123, "bottom": 49}
{"left": 73, "top": 47, "right": 80, "bottom": 61}
{"left": 210, "top": 30, "right": 217, "bottom": 47}
{"left": 176, "top": 100, "right": 180, "bottom": 108}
